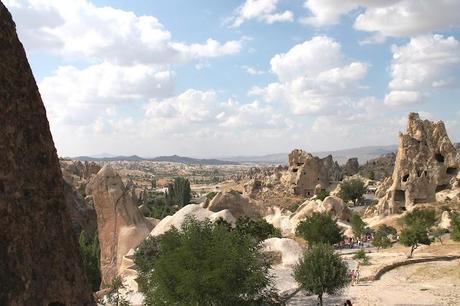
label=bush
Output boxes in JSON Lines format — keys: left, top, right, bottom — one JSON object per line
{"left": 399, "top": 209, "right": 436, "bottom": 258}
{"left": 296, "top": 212, "right": 343, "bottom": 245}
{"left": 338, "top": 179, "right": 367, "bottom": 205}
{"left": 235, "top": 217, "right": 282, "bottom": 242}
{"left": 294, "top": 243, "right": 349, "bottom": 306}
{"left": 351, "top": 213, "right": 366, "bottom": 238}
{"left": 353, "top": 248, "right": 369, "bottom": 265}
{"left": 316, "top": 190, "right": 329, "bottom": 201}
{"left": 450, "top": 212, "right": 460, "bottom": 242}
{"left": 206, "top": 191, "right": 218, "bottom": 200}
{"left": 134, "top": 218, "right": 277, "bottom": 305}
{"left": 79, "top": 230, "right": 101, "bottom": 291}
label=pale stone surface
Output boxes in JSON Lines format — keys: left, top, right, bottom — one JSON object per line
{"left": 261, "top": 238, "right": 303, "bottom": 266}
{"left": 439, "top": 211, "right": 452, "bottom": 229}
{"left": 87, "top": 165, "right": 153, "bottom": 288}
{"left": 377, "top": 113, "right": 460, "bottom": 214}
{"left": 208, "top": 190, "right": 259, "bottom": 218}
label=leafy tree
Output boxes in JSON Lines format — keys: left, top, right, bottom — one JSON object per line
{"left": 235, "top": 217, "right": 282, "bottom": 242}
{"left": 351, "top": 213, "right": 366, "bottom": 238}
{"left": 171, "top": 177, "right": 191, "bottom": 206}
{"left": 79, "top": 230, "right": 101, "bottom": 291}
{"left": 401, "top": 208, "right": 436, "bottom": 228}
{"left": 338, "top": 179, "right": 367, "bottom": 205}
{"left": 316, "top": 190, "right": 329, "bottom": 201}
{"left": 400, "top": 225, "right": 431, "bottom": 258}
{"left": 372, "top": 224, "right": 396, "bottom": 250}
{"left": 134, "top": 218, "right": 277, "bottom": 305}
{"left": 294, "top": 243, "right": 349, "bottom": 306}
{"left": 399, "top": 208, "right": 436, "bottom": 258}
{"left": 296, "top": 212, "right": 343, "bottom": 245}
{"left": 450, "top": 212, "right": 460, "bottom": 242}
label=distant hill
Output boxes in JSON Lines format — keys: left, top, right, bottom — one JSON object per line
{"left": 222, "top": 145, "right": 398, "bottom": 165}
{"left": 72, "top": 154, "right": 238, "bottom": 165}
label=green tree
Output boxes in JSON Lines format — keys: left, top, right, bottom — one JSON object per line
{"left": 79, "top": 230, "right": 101, "bottom": 291}
{"left": 353, "top": 248, "right": 370, "bottom": 265}
{"left": 171, "top": 177, "right": 191, "bottom": 206}
{"left": 134, "top": 218, "right": 277, "bottom": 305}
{"left": 338, "top": 179, "right": 367, "bottom": 205}
{"left": 296, "top": 212, "right": 343, "bottom": 245}
{"left": 351, "top": 213, "right": 366, "bottom": 238}
{"left": 294, "top": 243, "right": 350, "bottom": 306}
{"left": 450, "top": 212, "right": 460, "bottom": 241}
{"left": 106, "top": 276, "right": 130, "bottom": 306}
{"left": 235, "top": 217, "right": 282, "bottom": 242}
{"left": 399, "top": 209, "right": 436, "bottom": 258}
{"left": 372, "top": 225, "right": 396, "bottom": 250}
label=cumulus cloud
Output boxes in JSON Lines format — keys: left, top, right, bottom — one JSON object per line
{"left": 7, "top": 0, "right": 244, "bottom": 64}
{"left": 302, "top": 0, "right": 460, "bottom": 38}
{"left": 228, "top": 0, "right": 294, "bottom": 28}
{"left": 40, "top": 62, "right": 175, "bottom": 126}
{"left": 385, "top": 34, "right": 460, "bottom": 106}
{"left": 251, "top": 36, "right": 369, "bottom": 115}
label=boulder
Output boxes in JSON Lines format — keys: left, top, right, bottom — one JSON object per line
{"left": 377, "top": 113, "right": 460, "bottom": 214}
{"left": 0, "top": 3, "right": 94, "bottom": 304}
{"left": 208, "top": 190, "right": 258, "bottom": 219}
{"left": 87, "top": 165, "right": 153, "bottom": 288}
{"left": 323, "top": 196, "right": 352, "bottom": 222}
{"left": 150, "top": 204, "right": 236, "bottom": 236}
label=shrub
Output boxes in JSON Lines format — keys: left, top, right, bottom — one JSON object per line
{"left": 206, "top": 191, "right": 217, "bottom": 200}
{"left": 296, "top": 212, "right": 343, "bottom": 245}
{"left": 316, "top": 190, "right": 329, "bottom": 201}
{"left": 353, "top": 248, "right": 370, "bottom": 265}
{"left": 235, "top": 217, "right": 281, "bottom": 242}
{"left": 294, "top": 243, "right": 349, "bottom": 306}
{"left": 134, "top": 218, "right": 277, "bottom": 305}
{"left": 450, "top": 212, "right": 460, "bottom": 241}
{"left": 79, "top": 230, "right": 101, "bottom": 291}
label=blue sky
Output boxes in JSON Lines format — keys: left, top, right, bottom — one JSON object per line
{"left": 5, "top": 0, "right": 460, "bottom": 158}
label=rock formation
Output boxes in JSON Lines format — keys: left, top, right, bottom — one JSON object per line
{"left": 206, "top": 190, "right": 259, "bottom": 218}
{"left": 342, "top": 158, "right": 359, "bottom": 177}
{"left": 87, "top": 165, "right": 153, "bottom": 288}
{"left": 261, "top": 238, "right": 303, "bottom": 266}
{"left": 284, "top": 149, "right": 342, "bottom": 196}
{"left": 0, "top": 3, "right": 94, "bottom": 304}
{"left": 359, "top": 153, "right": 396, "bottom": 181}
{"left": 150, "top": 204, "right": 236, "bottom": 236}
{"left": 377, "top": 113, "right": 460, "bottom": 214}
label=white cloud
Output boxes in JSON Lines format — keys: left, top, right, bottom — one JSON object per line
{"left": 228, "top": 0, "right": 294, "bottom": 28}
{"left": 385, "top": 34, "right": 460, "bottom": 106}
{"left": 40, "top": 62, "right": 175, "bottom": 125}
{"left": 252, "top": 36, "right": 369, "bottom": 115}
{"left": 302, "top": 0, "right": 460, "bottom": 38}
{"left": 7, "top": 0, "right": 244, "bottom": 64}
{"left": 242, "top": 65, "right": 265, "bottom": 75}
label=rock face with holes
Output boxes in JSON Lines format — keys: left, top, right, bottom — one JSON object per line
{"left": 0, "top": 4, "right": 94, "bottom": 305}
{"left": 377, "top": 113, "right": 460, "bottom": 214}
{"left": 284, "top": 149, "right": 342, "bottom": 196}
{"left": 87, "top": 165, "right": 153, "bottom": 288}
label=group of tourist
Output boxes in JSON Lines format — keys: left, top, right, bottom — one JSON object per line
{"left": 336, "top": 234, "right": 373, "bottom": 249}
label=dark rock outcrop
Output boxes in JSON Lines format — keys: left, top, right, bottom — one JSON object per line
{"left": 342, "top": 157, "right": 359, "bottom": 177}
{"left": 0, "top": 3, "right": 94, "bottom": 305}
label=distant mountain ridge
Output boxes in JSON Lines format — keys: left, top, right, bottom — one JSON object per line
{"left": 221, "top": 145, "right": 398, "bottom": 165}
{"left": 72, "top": 145, "right": 398, "bottom": 166}
{"left": 72, "top": 154, "right": 239, "bottom": 165}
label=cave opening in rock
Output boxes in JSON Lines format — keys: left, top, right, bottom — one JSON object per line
{"left": 434, "top": 153, "right": 445, "bottom": 163}
{"left": 292, "top": 168, "right": 298, "bottom": 173}
{"left": 402, "top": 174, "right": 409, "bottom": 182}
{"left": 394, "top": 189, "right": 405, "bottom": 202}
{"left": 436, "top": 184, "right": 449, "bottom": 192}
{"left": 447, "top": 167, "right": 457, "bottom": 175}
